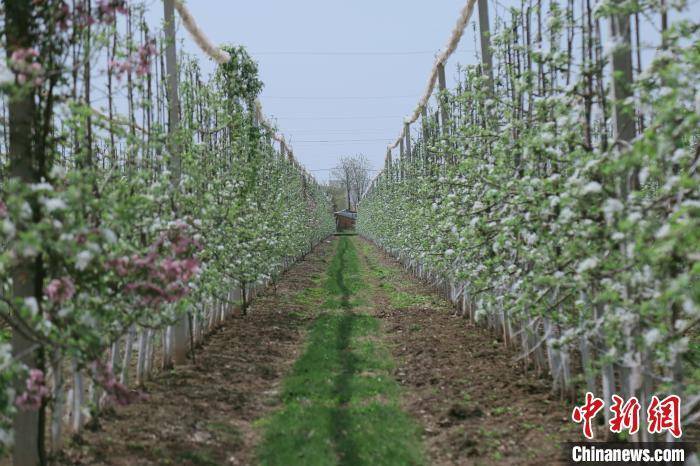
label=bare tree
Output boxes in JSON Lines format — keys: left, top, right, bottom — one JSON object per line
{"left": 349, "top": 154, "right": 371, "bottom": 205}
{"left": 331, "top": 154, "right": 371, "bottom": 210}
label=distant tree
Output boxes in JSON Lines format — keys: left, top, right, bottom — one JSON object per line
{"left": 331, "top": 154, "right": 371, "bottom": 210}
{"left": 324, "top": 181, "right": 347, "bottom": 211}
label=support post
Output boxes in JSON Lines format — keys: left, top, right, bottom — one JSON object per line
{"left": 399, "top": 136, "right": 405, "bottom": 180}
{"left": 608, "top": 7, "right": 636, "bottom": 198}
{"left": 164, "top": 0, "right": 188, "bottom": 366}
{"left": 386, "top": 148, "right": 392, "bottom": 183}
{"left": 437, "top": 62, "right": 449, "bottom": 138}
{"left": 477, "top": 0, "right": 494, "bottom": 92}
{"left": 608, "top": 12, "right": 635, "bottom": 148}
{"left": 404, "top": 122, "right": 411, "bottom": 164}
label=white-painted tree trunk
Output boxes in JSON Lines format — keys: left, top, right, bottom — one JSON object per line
{"left": 136, "top": 329, "right": 148, "bottom": 385}
{"left": 50, "top": 357, "right": 65, "bottom": 450}
{"left": 121, "top": 325, "right": 135, "bottom": 384}
{"left": 72, "top": 361, "right": 84, "bottom": 432}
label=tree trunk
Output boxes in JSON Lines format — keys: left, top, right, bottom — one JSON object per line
{"left": 5, "top": 1, "right": 45, "bottom": 464}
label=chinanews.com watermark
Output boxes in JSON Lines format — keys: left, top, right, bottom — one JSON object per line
{"left": 564, "top": 392, "right": 695, "bottom": 465}
{"left": 566, "top": 443, "right": 691, "bottom": 465}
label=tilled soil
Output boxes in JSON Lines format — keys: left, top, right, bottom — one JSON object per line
{"left": 57, "top": 236, "right": 578, "bottom": 466}
{"left": 356, "top": 237, "right": 577, "bottom": 466}
{"left": 55, "top": 240, "right": 334, "bottom": 466}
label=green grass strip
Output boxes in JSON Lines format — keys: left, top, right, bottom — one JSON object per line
{"left": 257, "top": 237, "right": 423, "bottom": 466}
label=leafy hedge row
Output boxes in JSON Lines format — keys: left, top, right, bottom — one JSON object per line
{"left": 359, "top": 3, "right": 699, "bottom": 430}
{"left": 0, "top": 4, "right": 334, "bottom": 452}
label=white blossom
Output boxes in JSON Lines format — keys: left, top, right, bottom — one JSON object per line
{"left": 682, "top": 298, "right": 698, "bottom": 317}
{"left": 655, "top": 224, "right": 671, "bottom": 239}
{"left": 581, "top": 181, "right": 602, "bottom": 195}
{"left": 524, "top": 231, "right": 537, "bottom": 245}
{"left": 675, "top": 319, "right": 688, "bottom": 332}
{"left": 559, "top": 207, "right": 574, "bottom": 223}
{"left": 20, "top": 202, "right": 32, "bottom": 219}
{"left": 75, "top": 250, "right": 94, "bottom": 271}
{"left": 102, "top": 228, "right": 117, "bottom": 244}
{"left": 0, "top": 59, "right": 13, "bottom": 85}
{"left": 682, "top": 200, "right": 700, "bottom": 209}
{"left": 2, "top": 219, "right": 16, "bottom": 238}
{"left": 638, "top": 167, "right": 650, "bottom": 186}
{"left": 644, "top": 328, "right": 662, "bottom": 346}
{"left": 0, "top": 427, "right": 13, "bottom": 449}
{"left": 669, "top": 337, "right": 689, "bottom": 359}
{"left": 602, "top": 198, "right": 624, "bottom": 224}
{"left": 576, "top": 257, "right": 599, "bottom": 273}
{"left": 671, "top": 148, "right": 687, "bottom": 163}
{"left": 40, "top": 197, "right": 67, "bottom": 213}
{"left": 24, "top": 297, "right": 39, "bottom": 317}
{"left": 49, "top": 165, "right": 67, "bottom": 179}
{"left": 627, "top": 212, "right": 642, "bottom": 224}
{"left": 29, "top": 182, "right": 53, "bottom": 192}
{"left": 22, "top": 245, "right": 38, "bottom": 258}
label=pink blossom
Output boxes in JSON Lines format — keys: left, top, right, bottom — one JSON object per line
{"left": 15, "top": 369, "right": 49, "bottom": 411}
{"left": 135, "top": 40, "right": 157, "bottom": 76}
{"left": 56, "top": 2, "right": 71, "bottom": 30}
{"left": 90, "top": 360, "right": 143, "bottom": 406}
{"left": 45, "top": 276, "right": 75, "bottom": 304}
{"left": 109, "top": 37, "right": 157, "bottom": 78}
{"left": 0, "top": 200, "right": 7, "bottom": 218}
{"left": 106, "top": 256, "right": 130, "bottom": 276}
{"left": 97, "top": 0, "right": 129, "bottom": 24}
{"left": 9, "top": 48, "right": 44, "bottom": 88}
{"left": 10, "top": 48, "right": 39, "bottom": 61}
{"left": 108, "top": 222, "right": 201, "bottom": 308}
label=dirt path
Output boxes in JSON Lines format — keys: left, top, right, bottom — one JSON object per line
{"left": 256, "top": 235, "right": 423, "bottom": 466}
{"left": 58, "top": 236, "right": 575, "bottom": 465}
{"left": 355, "top": 237, "right": 576, "bottom": 465}
{"left": 57, "top": 240, "right": 335, "bottom": 466}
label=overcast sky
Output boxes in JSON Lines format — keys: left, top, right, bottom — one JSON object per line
{"left": 146, "top": 0, "right": 491, "bottom": 182}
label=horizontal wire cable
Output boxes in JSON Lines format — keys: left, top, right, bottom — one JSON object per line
{"left": 252, "top": 49, "right": 475, "bottom": 56}
{"left": 263, "top": 95, "right": 416, "bottom": 100}
{"left": 293, "top": 138, "right": 390, "bottom": 143}
{"left": 273, "top": 115, "right": 402, "bottom": 120}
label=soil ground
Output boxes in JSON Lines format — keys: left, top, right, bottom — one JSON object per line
{"left": 57, "top": 236, "right": 576, "bottom": 466}
{"left": 56, "top": 240, "right": 335, "bottom": 466}
{"left": 355, "top": 238, "right": 577, "bottom": 465}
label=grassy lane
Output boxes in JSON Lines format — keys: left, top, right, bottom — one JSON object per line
{"left": 257, "top": 237, "right": 423, "bottom": 466}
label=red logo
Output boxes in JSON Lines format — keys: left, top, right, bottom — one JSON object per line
{"left": 572, "top": 392, "right": 605, "bottom": 439}
{"left": 609, "top": 395, "right": 641, "bottom": 435}
{"left": 647, "top": 395, "right": 682, "bottom": 438}
{"left": 572, "top": 393, "right": 682, "bottom": 439}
